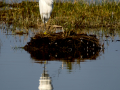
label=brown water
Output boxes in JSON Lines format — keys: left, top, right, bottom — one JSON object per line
{"left": 0, "top": 24, "right": 120, "bottom": 90}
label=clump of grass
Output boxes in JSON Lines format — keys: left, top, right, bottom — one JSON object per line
{"left": 0, "top": 1, "right": 120, "bottom": 32}
{"left": 0, "top": 1, "right": 7, "bottom": 7}
{"left": 51, "top": 1, "right": 120, "bottom": 30}
{"left": 0, "top": 1, "right": 41, "bottom": 29}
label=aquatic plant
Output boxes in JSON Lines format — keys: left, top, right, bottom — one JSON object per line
{"left": 0, "top": 0, "right": 120, "bottom": 32}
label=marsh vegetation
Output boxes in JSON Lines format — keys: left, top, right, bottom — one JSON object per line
{"left": 0, "top": 0, "right": 120, "bottom": 33}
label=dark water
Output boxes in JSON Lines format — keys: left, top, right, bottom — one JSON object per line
{"left": 0, "top": 23, "right": 120, "bottom": 90}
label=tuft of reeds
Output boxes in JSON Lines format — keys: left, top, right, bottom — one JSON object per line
{"left": 0, "top": 1, "right": 41, "bottom": 29}
{"left": 0, "top": 1, "right": 120, "bottom": 32}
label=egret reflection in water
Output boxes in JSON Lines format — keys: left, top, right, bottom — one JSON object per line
{"left": 38, "top": 64, "right": 53, "bottom": 90}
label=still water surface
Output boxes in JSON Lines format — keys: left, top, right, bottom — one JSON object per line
{"left": 0, "top": 24, "right": 120, "bottom": 90}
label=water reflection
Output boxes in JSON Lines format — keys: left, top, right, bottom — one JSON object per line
{"left": 0, "top": 39, "right": 1, "bottom": 54}
{"left": 23, "top": 32, "right": 104, "bottom": 71}
{"left": 38, "top": 64, "right": 53, "bottom": 90}
{"left": 1, "top": 24, "right": 120, "bottom": 90}
{"left": 26, "top": 45, "right": 102, "bottom": 61}
{"left": 24, "top": 32, "right": 103, "bottom": 61}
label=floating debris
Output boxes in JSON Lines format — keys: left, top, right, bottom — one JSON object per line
{"left": 116, "top": 40, "right": 120, "bottom": 41}
{"left": 15, "top": 30, "right": 28, "bottom": 35}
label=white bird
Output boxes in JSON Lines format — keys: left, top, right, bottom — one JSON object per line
{"left": 39, "top": 0, "right": 54, "bottom": 30}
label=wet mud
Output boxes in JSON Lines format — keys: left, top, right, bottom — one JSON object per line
{"left": 24, "top": 32, "right": 103, "bottom": 61}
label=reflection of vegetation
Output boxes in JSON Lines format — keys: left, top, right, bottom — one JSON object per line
{"left": 0, "top": 1, "right": 120, "bottom": 31}
{"left": 24, "top": 33, "right": 103, "bottom": 71}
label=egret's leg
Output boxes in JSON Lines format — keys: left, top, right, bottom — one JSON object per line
{"left": 44, "top": 17, "right": 45, "bottom": 30}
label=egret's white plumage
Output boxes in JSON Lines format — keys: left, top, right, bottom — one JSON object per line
{"left": 39, "top": 0, "right": 54, "bottom": 24}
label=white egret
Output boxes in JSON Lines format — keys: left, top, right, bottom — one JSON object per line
{"left": 39, "top": 0, "right": 54, "bottom": 30}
